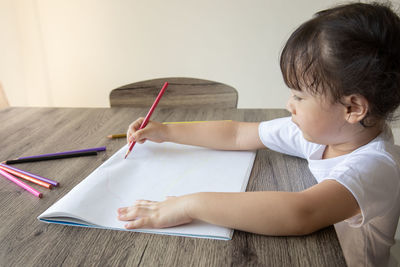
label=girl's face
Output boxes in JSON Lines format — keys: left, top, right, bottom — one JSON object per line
{"left": 286, "top": 89, "right": 348, "bottom": 145}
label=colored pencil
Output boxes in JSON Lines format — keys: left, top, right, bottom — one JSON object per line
{"left": 0, "top": 165, "right": 52, "bottom": 189}
{"left": 0, "top": 169, "right": 42, "bottom": 198}
{"left": 18, "top": 146, "right": 106, "bottom": 160}
{"left": 5, "top": 151, "right": 98, "bottom": 164}
{"left": 107, "top": 134, "right": 126, "bottom": 139}
{"left": 0, "top": 163, "right": 58, "bottom": 187}
{"left": 125, "top": 82, "right": 169, "bottom": 159}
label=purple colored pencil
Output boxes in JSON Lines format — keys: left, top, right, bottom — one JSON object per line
{"left": 0, "top": 163, "right": 59, "bottom": 187}
{"left": 18, "top": 146, "right": 106, "bottom": 160}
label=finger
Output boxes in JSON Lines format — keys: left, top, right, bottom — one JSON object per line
{"left": 126, "top": 131, "right": 134, "bottom": 143}
{"left": 132, "top": 117, "right": 145, "bottom": 130}
{"left": 127, "top": 126, "right": 135, "bottom": 143}
{"left": 125, "top": 217, "right": 151, "bottom": 229}
{"left": 133, "top": 129, "right": 148, "bottom": 144}
{"left": 127, "top": 118, "right": 145, "bottom": 141}
{"left": 118, "top": 207, "right": 128, "bottom": 215}
{"left": 118, "top": 207, "right": 140, "bottom": 221}
{"left": 134, "top": 200, "right": 155, "bottom": 205}
{"left": 119, "top": 204, "right": 155, "bottom": 221}
{"left": 117, "top": 206, "right": 135, "bottom": 217}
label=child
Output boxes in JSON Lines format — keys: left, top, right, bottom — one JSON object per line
{"left": 118, "top": 2, "right": 400, "bottom": 266}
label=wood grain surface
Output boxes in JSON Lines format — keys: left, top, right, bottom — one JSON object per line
{"left": 109, "top": 77, "right": 238, "bottom": 108}
{"left": 0, "top": 107, "right": 346, "bottom": 267}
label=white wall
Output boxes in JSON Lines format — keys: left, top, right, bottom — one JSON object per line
{"left": 0, "top": 0, "right": 27, "bottom": 105}
{"left": 1, "top": 0, "right": 399, "bottom": 108}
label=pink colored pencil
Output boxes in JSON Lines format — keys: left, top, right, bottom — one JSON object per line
{"left": 0, "top": 163, "right": 58, "bottom": 187}
{"left": 0, "top": 169, "right": 42, "bottom": 198}
{"left": 125, "top": 82, "right": 169, "bottom": 159}
{"left": 0, "top": 165, "right": 52, "bottom": 189}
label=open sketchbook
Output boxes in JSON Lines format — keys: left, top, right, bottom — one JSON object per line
{"left": 38, "top": 142, "right": 256, "bottom": 240}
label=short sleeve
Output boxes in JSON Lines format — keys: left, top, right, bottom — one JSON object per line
{"left": 258, "top": 117, "right": 317, "bottom": 159}
{"left": 328, "top": 153, "right": 400, "bottom": 227}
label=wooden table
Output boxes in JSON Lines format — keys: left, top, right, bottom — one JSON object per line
{"left": 0, "top": 107, "right": 346, "bottom": 266}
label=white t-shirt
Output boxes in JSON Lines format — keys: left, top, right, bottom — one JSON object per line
{"left": 258, "top": 117, "right": 400, "bottom": 267}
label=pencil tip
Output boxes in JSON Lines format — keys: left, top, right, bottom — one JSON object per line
{"left": 107, "top": 135, "right": 112, "bottom": 139}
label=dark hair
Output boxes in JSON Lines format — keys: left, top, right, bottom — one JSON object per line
{"left": 280, "top": 2, "right": 400, "bottom": 124}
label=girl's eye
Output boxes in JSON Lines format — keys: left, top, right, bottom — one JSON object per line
{"left": 292, "top": 95, "right": 302, "bottom": 101}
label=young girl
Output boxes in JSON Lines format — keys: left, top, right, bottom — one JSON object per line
{"left": 118, "top": 2, "right": 400, "bottom": 266}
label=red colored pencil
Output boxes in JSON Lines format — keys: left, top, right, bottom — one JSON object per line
{"left": 124, "top": 82, "right": 169, "bottom": 159}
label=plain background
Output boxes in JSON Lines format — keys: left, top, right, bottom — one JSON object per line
{"left": 0, "top": 0, "right": 399, "bottom": 108}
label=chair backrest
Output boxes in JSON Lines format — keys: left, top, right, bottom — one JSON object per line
{"left": 0, "top": 82, "right": 9, "bottom": 109}
{"left": 109, "top": 77, "right": 238, "bottom": 108}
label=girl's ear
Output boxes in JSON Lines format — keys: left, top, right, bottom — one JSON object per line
{"left": 342, "top": 94, "right": 369, "bottom": 124}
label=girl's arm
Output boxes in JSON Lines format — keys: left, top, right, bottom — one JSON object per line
{"left": 118, "top": 180, "right": 360, "bottom": 235}
{"left": 127, "top": 118, "right": 265, "bottom": 151}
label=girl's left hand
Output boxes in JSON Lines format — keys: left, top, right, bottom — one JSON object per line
{"left": 117, "top": 196, "right": 193, "bottom": 229}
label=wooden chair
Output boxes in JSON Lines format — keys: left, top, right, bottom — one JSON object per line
{"left": 0, "top": 82, "right": 9, "bottom": 109}
{"left": 109, "top": 77, "right": 238, "bottom": 108}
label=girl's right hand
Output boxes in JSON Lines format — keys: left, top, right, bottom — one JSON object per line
{"left": 126, "top": 117, "right": 168, "bottom": 144}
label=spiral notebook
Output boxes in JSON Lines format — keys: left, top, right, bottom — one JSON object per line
{"left": 38, "top": 142, "right": 256, "bottom": 240}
